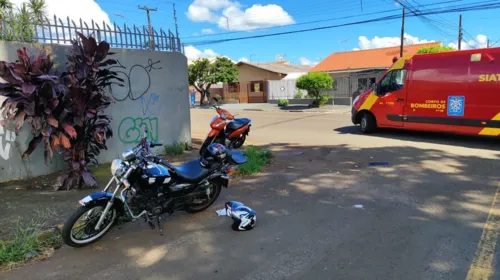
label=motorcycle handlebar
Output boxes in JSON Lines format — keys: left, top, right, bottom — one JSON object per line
{"left": 149, "top": 141, "right": 163, "bottom": 148}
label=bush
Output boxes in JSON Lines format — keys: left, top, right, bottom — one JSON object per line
{"left": 164, "top": 142, "right": 186, "bottom": 156}
{"left": 294, "top": 90, "right": 303, "bottom": 99}
{"left": 417, "top": 45, "right": 455, "bottom": 54}
{"left": 0, "top": 33, "right": 123, "bottom": 191}
{"left": 237, "top": 146, "right": 272, "bottom": 175}
{"left": 278, "top": 98, "right": 289, "bottom": 107}
{"left": 318, "top": 94, "right": 329, "bottom": 105}
{"left": 296, "top": 72, "right": 333, "bottom": 103}
{"left": 213, "top": 93, "right": 222, "bottom": 101}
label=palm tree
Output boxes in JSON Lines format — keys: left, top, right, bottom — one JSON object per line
{"left": 1, "top": 0, "right": 47, "bottom": 42}
{"left": 0, "top": 0, "right": 13, "bottom": 37}
{"left": 27, "top": 0, "right": 47, "bottom": 24}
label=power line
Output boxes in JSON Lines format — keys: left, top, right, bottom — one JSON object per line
{"left": 185, "top": 0, "right": 500, "bottom": 46}
{"left": 182, "top": 0, "right": 466, "bottom": 39}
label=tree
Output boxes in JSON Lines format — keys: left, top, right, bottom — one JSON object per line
{"left": 188, "top": 57, "right": 238, "bottom": 105}
{"left": 417, "top": 45, "right": 455, "bottom": 54}
{"left": 296, "top": 72, "right": 333, "bottom": 106}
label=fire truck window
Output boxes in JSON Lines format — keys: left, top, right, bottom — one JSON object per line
{"left": 378, "top": 70, "right": 406, "bottom": 95}
{"left": 394, "top": 70, "right": 407, "bottom": 86}
{"left": 378, "top": 71, "right": 394, "bottom": 95}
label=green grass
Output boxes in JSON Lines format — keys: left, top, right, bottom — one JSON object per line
{"left": 0, "top": 215, "right": 61, "bottom": 267}
{"left": 164, "top": 142, "right": 187, "bottom": 156}
{"left": 237, "top": 146, "right": 273, "bottom": 175}
{"left": 89, "top": 163, "right": 111, "bottom": 181}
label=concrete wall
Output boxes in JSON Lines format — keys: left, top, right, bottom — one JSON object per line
{"left": 237, "top": 64, "right": 284, "bottom": 82}
{"left": 0, "top": 42, "right": 190, "bottom": 183}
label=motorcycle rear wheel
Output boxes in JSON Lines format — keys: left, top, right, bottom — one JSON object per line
{"left": 62, "top": 201, "right": 118, "bottom": 248}
{"left": 231, "top": 134, "right": 246, "bottom": 149}
{"left": 186, "top": 182, "right": 222, "bottom": 213}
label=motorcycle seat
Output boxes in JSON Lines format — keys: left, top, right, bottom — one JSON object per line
{"left": 173, "top": 159, "right": 210, "bottom": 183}
{"left": 227, "top": 150, "right": 248, "bottom": 165}
{"left": 226, "top": 118, "right": 251, "bottom": 130}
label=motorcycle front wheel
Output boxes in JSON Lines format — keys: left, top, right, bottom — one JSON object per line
{"left": 62, "top": 201, "right": 118, "bottom": 248}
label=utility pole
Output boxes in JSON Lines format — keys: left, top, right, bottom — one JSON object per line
{"left": 173, "top": 3, "right": 179, "bottom": 38}
{"left": 487, "top": 39, "right": 490, "bottom": 48}
{"left": 458, "top": 14, "right": 463, "bottom": 50}
{"left": 138, "top": 5, "right": 157, "bottom": 51}
{"left": 400, "top": 7, "right": 405, "bottom": 57}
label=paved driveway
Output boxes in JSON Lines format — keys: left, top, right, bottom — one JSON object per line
{"left": 2, "top": 109, "right": 500, "bottom": 280}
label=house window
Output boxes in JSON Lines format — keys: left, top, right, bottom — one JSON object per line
{"left": 369, "top": 78, "right": 376, "bottom": 88}
{"left": 358, "top": 77, "right": 378, "bottom": 91}
{"left": 358, "top": 78, "right": 368, "bottom": 91}
{"left": 251, "top": 81, "right": 263, "bottom": 92}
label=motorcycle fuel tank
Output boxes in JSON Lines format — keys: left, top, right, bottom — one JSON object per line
{"left": 144, "top": 163, "right": 171, "bottom": 178}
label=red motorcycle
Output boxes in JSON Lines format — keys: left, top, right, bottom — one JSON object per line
{"left": 200, "top": 98, "right": 251, "bottom": 155}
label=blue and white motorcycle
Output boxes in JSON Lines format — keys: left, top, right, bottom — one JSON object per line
{"left": 62, "top": 129, "right": 247, "bottom": 247}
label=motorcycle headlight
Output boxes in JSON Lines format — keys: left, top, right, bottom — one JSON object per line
{"left": 210, "top": 115, "right": 218, "bottom": 124}
{"left": 220, "top": 112, "right": 226, "bottom": 120}
{"left": 111, "top": 159, "right": 125, "bottom": 177}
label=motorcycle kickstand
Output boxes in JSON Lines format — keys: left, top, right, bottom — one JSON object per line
{"left": 144, "top": 214, "right": 155, "bottom": 230}
{"left": 156, "top": 216, "right": 163, "bottom": 236}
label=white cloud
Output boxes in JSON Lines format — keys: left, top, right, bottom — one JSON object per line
{"left": 186, "top": 0, "right": 295, "bottom": 31}
{"left": 238, "top": 57, "right": 249, "bottom": 62}
{"left": 299, "top": 57, "right": 318, "bottom": 66}
{"left": 201, "top": 28, "right": 215, "bottom": 34}
{"left": 357, "top": 33, "right": 434, "bottom": 50}
{"left": 185, "top": 45, "right": 219, "bottom": 61}
{"left": 448, "top": 34, "right": 488, "bottom": 50}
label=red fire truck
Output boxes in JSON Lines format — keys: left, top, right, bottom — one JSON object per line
{"left": 351, "top": 47, "right": 500, "bottom": 137}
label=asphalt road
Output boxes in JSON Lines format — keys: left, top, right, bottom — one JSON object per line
{"left": 2, "top": 108, "right": 500, "bottom": 280}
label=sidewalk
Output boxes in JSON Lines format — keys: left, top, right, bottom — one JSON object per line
{"left": 192, "top": 103, "right": 351, "bottom": 114}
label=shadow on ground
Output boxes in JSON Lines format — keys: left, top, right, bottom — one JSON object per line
{"left": 336, "top": 125, "right": 500, "bottom": 152}
{"left": 1, "top": 139, "right": 500, "bottom": 280}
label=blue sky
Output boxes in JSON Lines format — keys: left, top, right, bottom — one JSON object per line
{"left": 20, "top": 0, "right": 500, "bottom": 65}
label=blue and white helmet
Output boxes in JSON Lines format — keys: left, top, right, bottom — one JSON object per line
{"left": 225, "top": 201, "right": 256, "bottom": 231}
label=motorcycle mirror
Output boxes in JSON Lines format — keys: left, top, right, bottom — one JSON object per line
{"left": 213, "top": 97, "right": 219, "bottom": 102}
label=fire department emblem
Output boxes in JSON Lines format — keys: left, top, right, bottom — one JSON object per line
{"left": 447, "top": 96, "right": 465, "bottom": 117}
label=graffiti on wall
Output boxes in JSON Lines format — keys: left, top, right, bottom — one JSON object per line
{"left": 0, "top": 125, "right": 16, "bottom": 160}
{"left": 109, "top": 59, "right": 162, "bottom": 101}
{"left": 108, "top": 59, "right": 163, "bottom": 144}
{"left": 118, "top": 117, "right": 158, "bottom": 144}
{"left": 141, "top": 92, "right": 160, "bottom": 116}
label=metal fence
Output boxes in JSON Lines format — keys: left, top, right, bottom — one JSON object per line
{"left": 0, "top": 15, "right": 183, "bottom": 53}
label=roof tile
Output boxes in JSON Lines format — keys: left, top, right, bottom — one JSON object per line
{"left": 310, "top": 42, "right": 442, "bottom": 72}
{"left": 237, "top": 61, "right": 312, "bottom": 74}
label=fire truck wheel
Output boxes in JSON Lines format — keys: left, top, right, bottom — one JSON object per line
{"left": 360, "top": 112, "right": 377, "bottom": 134}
